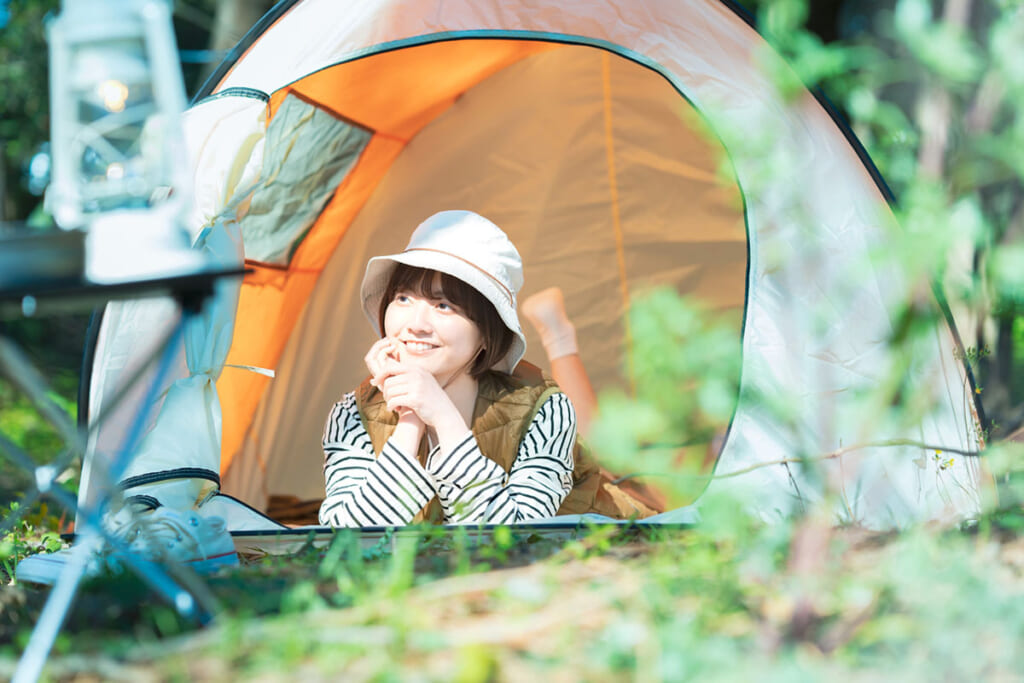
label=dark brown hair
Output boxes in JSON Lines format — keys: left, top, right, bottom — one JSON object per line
{"left": 378, "top": 264, "right": 514, "bottom": 379}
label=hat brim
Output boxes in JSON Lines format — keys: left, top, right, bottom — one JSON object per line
{"left": 360, "top": 250, "right": 527, "bottom": 374}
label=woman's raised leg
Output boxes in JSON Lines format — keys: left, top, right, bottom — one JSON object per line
{"left": 522, "top": 286, "right": 672, "bottom": 514}
{"left": 521, "top": 287, "right": 597, "bottom": 435}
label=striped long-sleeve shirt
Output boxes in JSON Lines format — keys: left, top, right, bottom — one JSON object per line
{"left": 318, "top": 391, "right": 576, "bottom": 527}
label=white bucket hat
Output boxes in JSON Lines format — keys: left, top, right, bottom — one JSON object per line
{"left": 360, "top": 210, "right": 527, "bottom": 373}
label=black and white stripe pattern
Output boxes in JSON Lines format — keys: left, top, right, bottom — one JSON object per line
{"left": 318, "top": 392, "right": 576, "bottom": 527}
{"left": 319, "top": 394, "right": 437, "bottom": 527}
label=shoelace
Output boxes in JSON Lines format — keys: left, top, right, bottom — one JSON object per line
{"left": 103, "top": 509, "right": 212, "bottom": 564}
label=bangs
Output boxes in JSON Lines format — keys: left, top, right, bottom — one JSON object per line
{"left": 387, "top": 265, "right": 478, "bottom": 311}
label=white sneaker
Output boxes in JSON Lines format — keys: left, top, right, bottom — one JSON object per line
{"left": 15, "top": 506, "right": 238, "bottom": 586}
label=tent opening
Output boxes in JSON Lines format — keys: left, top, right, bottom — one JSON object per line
{"left": 214, "top": 39, "right": 749, "bottom": 520}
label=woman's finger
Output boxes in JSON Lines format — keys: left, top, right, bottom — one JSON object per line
{"left": 380, "top": 374, "right": 414, "bottom": 401}
{"left": 378, "top": 357, "right": 407, "bottom": 380}
{"left": 387, "top": 338, "right": 405, "bottom": 363}
{"left": 382, "top": 374, "right": 429, "bottom": 413}
{"left": 384, "top": 384, "right": 415, "bottom": 412}
{"left": 368, "top": 341, "right": 405, "bottom": 386}
{"left": 365, "top": 338, "right": 395, "bottom": 378}
{"left": 371, "top": 348, "right": 390, "bottom": 383}
{"left": 386, "top": 397, "right": 411, "bottom": 413}
{"left": 382, "top": 340, "right": 400, "bottom": 361}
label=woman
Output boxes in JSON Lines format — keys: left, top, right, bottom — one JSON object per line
{"left": 319, "top": 210, "right": 583, "bottom": 527}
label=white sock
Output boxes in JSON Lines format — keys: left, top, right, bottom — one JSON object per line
{"left": 541, "top": 325, "right": 578, "bottom": 361}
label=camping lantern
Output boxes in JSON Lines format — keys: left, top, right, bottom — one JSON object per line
{"left": 47, "top": 0, "right": 202, "bottom": 282}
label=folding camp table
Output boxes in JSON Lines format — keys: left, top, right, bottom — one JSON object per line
{"left": 0, "top": 230, "right": 242, "bottom": 682}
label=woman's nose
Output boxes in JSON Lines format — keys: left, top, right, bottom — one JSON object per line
{"left": 406, "top": 300, "right": 433, "bottom": 332}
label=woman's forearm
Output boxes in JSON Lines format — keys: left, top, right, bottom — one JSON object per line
{"left": 389, "top": 413, "right": 426, "bottom": 455}
{"left": 426, "top": 393, "right": 575, "bottom": 524}
{"left": 319, "top": 396, "right": 435, "bottom": 527}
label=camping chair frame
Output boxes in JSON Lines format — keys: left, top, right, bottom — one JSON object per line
{"left": 0, "top": 269, "right": 239, "bottom": 683}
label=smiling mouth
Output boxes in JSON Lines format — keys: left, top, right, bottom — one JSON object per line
{"left": 400, "top": 340, "right": 438, "bottom": 353}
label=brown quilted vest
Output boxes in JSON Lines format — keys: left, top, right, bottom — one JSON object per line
{"left": 354, "top": 362, "right": 614, "bottom": 523}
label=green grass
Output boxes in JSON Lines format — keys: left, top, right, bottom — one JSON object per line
{"left": 2, "top": 516, "right": 1023, "bottom": 681}
{"left": 0, "top": 376, "right": 80, "bottom": 510}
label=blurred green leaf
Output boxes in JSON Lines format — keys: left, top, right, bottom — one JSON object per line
{"left": 991, "top": 244, "right": 1024, "bottom": 304}
{"left": 894, "top": 0, "right": 983, "bottom": 83}
{"left": 990, "top": 9, "right": 1024, "bottom": 96}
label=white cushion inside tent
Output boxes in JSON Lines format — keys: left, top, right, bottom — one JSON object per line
{"left": 222, "top": 45, "right": 747, "bottom": 507}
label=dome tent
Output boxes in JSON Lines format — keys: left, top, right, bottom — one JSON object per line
{"left": 77, "top": 0, "right": 984, "bottom": 535}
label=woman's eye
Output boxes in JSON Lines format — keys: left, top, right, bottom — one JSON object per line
{"left": 394, "top": 293, "right": 410, "bottom": 303}
{"left": 436, "top": 301, "right": 452, "bottom": 311}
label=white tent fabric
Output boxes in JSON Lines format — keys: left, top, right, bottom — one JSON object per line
{"left": 80, "top": 0, "right": 984, "bottom": 531}
{"left": 112, "top": 221, "right": 244, "bottom": 507}
{"left": 76, "top": 97, "right": 263, "bottom": 524}
{"left": 78, "top": 297, "right": 184, "bottom": 517}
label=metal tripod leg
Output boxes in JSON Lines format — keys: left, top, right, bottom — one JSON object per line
{"left": 9, "top": 308, "right": 218, "bottom": 683}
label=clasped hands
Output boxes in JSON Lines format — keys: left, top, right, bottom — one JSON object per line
{"left": 363, "top": 337, "right": 455, "bottom": 430}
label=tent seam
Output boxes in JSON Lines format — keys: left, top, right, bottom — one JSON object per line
{"left": 600, "top": 51, "right": 634, "bottom": 396}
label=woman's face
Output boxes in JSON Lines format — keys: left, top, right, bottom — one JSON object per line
{"left": 384, "top": 273, "right": 484, "bottom": 383}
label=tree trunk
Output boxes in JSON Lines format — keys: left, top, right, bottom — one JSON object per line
{"left": 198, "top": 0, "right": 275, "bottom": 87}
{"left": 0, "top": 140, "right": 8, "bottom": 223}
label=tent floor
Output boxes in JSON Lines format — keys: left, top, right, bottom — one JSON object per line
{"left": 230, "top": 517, "right": 697, "bottom": 556}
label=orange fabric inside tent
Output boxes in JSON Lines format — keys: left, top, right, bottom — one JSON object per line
{"left": 218, "top": 39, "right": 561, "bottom": 473}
